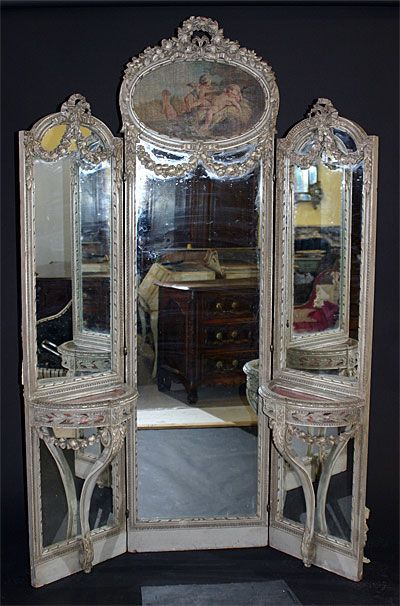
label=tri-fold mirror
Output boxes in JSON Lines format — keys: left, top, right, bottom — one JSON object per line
{"left": 19, "top": 17, "right": 378, "bottom": 587}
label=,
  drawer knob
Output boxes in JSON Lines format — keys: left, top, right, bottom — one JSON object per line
{"left": 216, "top": 360, "right": 223, "bottom": 369}
{"left": 231, "top": 330, "right": 238, "bottom": 339}
{"left": 232, "top": 359, "right": 239, "bottom": 368}
{"left": 216, "top": 302, "right": 223, "bottom": 311}
{"left": 231, "top": 301, "right": 238, "bottom": 310}
{"left": 216, "top": 332, "right": 224, "bottom": 341}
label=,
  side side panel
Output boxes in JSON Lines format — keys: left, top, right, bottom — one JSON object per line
{"left": 19, "top": 97, "right": 131, "bottom": 587}
{"left": 266, "top": 100, "right": 378, "bottom": 581}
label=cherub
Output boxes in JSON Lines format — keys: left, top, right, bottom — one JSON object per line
{"left": 184, "top": 74, "right": 214, "bottom": 112}
{"left": 199, "top": 84, "right": 242, "bottom": 132}
{"left": 161, "top": 89, "right": 177, "bottom": 120}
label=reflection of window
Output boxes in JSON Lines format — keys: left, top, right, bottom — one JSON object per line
{"left": 294, "top": 166, "right": 323, "bottom": 209}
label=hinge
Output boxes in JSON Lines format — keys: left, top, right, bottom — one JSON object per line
{"left": 122, "top": 172, "right": 127, "bottom": 183}
{"left": 270, "top": 343, "right": 274, "bottom": 352}
{"left": 123, "top": 346, "right": 128, "bottom": 356}
{"left": 125, "top": 509, "right": 130, "bottom": 519}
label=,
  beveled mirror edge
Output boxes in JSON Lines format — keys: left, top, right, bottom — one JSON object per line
{"left": 20, "top": 95, "right": 126, "bottom": 402}
{"left": 120, "top": 17, "right": 278, "bottom": 538}
{"left": 272, "top": 99, "right": 378, "bottom": 396}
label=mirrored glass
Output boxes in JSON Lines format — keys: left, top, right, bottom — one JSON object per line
{"left": 34, "top": 130, "right": 113, "bottom": 381}
{"left": 135, "top": 160, "right": 261, "bottom": 521}
{"left": 35, "top": 158, "right": 73, "bottom": 380}
{"left": 78, "top": 160, "right": 112, "bottom": 336}
{"left": 292, "top": 162, "right": 344, "bottom": 337}
{"left": 286, "top": 155, "right": 363, "bottom": 380}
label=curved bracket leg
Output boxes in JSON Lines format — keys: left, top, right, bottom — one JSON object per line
{"left": 79, "top": 424, "right": 126, "bottom": 573}
{"left": 271, "top": 421, "right": 316, "bottom": 567}
{"left": 39, "top": 427, "right": 78, "bottom": 540}
{"left": 315, "top": 428, "right": 354, "bottom": 535}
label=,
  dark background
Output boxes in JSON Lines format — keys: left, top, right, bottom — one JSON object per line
{"left": 1, "top": 1, "right": 398, "bottom": 604}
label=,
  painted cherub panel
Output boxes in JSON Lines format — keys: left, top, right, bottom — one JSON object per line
{"left": 132, "top": 61, "right": 265, "bottom": 141}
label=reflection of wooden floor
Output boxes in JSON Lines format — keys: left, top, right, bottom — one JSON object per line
{"left": 137, "top": 384, "right": 258, "bottom": 429}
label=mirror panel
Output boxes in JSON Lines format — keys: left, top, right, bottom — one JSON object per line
{"left": 21, "top": 95, "right": 130, "bottom": 587}
{"left": 34, "top": 151, "right": 113, "bottom": 379}
{"left": 35, "top": 157, "right": 73, "bottom": 380}
{"left": 78, "top": 160, "right": 112, "bottom": 337}
{"left": 120, "top": 17, "right": 278, "bottom": 541}
{"left": 135, "top": 157, "right": 261, "bottom": 521}
{"left": 137, "top": 427, "right": 258, "bottom": 520}
{"left": 288, "top": 156, "right": 364, "bottom": 379}
{"left": 292, "top": 162, "right": 345, "bottom": 338}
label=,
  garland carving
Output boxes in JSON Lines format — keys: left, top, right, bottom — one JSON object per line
{"left": 25, "top": 94, "right": 112, "bottom": 166}
{"left": 290, "top": 98, "right": 368, "bottom": 169}
{"left": 123, "top": 15, "right": 273, "bottom": 70}
{"left": 136, "top": 142, "right": 264, "bottom": 178}
{"left": 38, "top": 427, "right": 105, "bottom": 451}
{"left": 287, "top": 424, "right": 356, "bottom": 446}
